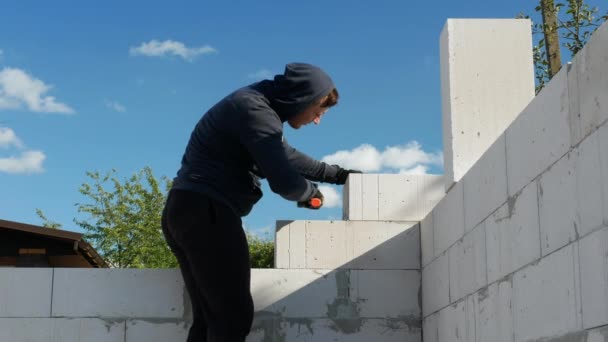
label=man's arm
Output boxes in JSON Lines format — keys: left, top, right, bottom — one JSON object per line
{"left": 283, "top": 138, "right": 362, "bottom": 185}
{"left": 235, "top": 99, "right": 316, "bottom": 202}
{"left": 282, "top": 138, "right": 340, "bottom": 183}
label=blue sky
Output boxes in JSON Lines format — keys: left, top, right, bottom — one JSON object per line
{"left": 0, "top": 1, "right": 604, "bottom": 238}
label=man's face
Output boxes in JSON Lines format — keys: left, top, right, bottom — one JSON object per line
{"left": 287, "top": 96, "right": 329, "bottom": 129}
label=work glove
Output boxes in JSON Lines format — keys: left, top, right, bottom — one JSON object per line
{"left": 334, "top": 166, "right": 363, "bottom": 185}
{"left": 297, "top": 186, "right": 324, "bottom": 210}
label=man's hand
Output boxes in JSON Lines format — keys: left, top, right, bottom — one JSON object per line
{"left": 297, "top": 186, "right": 324, "bottom": 210}
{"left": 335, "top": 167, "right": 363, "bottom": 185}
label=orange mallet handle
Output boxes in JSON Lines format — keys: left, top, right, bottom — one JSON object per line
{"left": 309, "top": 197, "right": 322, "bottom": 209}
{"left": 298, "top": 197, "right": 323, "bottom": 208}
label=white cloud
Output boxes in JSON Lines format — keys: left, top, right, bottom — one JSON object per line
{"left": 322, "top": 141, "right": 442, "bottom": 174}
{"left": 399, "top": 164, "right": 428, "bottom": 175}
{"left": 105, "top": 100, "right": 126, "bottom": 113}
{"left": 318, "top": 185, "right": 341, "bottom": 208}
{"left": 0, "top": 150, "right": 45, "bottom": 174}
{"left": 0, "top": 127, "right": 23, "bottom": 149}
{"left": 248, "top": 69, "right": 274, "bottom": 80}
{"left": 0, "top": 68, "right": 74, "bottom": 114}
{"left": 322, "top": 144, "right": 382, "bottom": 172}
{"left": 130, "top": 40, "right": 217, "bottom": 62}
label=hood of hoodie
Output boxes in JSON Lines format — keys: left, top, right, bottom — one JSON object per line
{"left": 255, "top": 63, "right": 335, "bottom": 122}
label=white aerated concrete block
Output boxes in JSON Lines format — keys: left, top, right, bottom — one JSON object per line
{"left": 538, "top": 151, "right": 579, "bottom": 256}
{"left": 248, "top": 318, "right": 421, "bottom": 342}
{"left": 422, "top": 252, "right": 450, "bottom": 316}
{"left": 275, "top": 220, "right": 420, "bottom": 270}
{"left": 579, "top": 226, "right": 608, "bottom": 329}
{"left": 463, "top": 134, "right": 508, "bottom": 232}
{"left": 601, "top": 124, "right": 608, "bottom": 226}
{"left": 126, "top": 320, "right": 189, "bottom": 342}
{"left": 353, "top": 270, "right": 420, "bottom": 318}
{"left": 485, "top": 181, "right": 540, "bottom": 284}
{"left": 362, "top": 173, "right": 380, "bottom": 220}
{"left": 251, "top": 269, "right": 420, "bottom": 320}
{"left": 347, "top": 221, "right": 420, "bottom": 270}
{"left": 274, "top": 220, "right": 291, "bottom": 268}
{"left": 423, "top": 313, "right": 439, "bottom": 342}
{"left": 289, "top": 220, "right": 307, "bottom": 269}
{"left": 52, "top": 269, "right": 185, "bottom": 318}
{"left": 0, "top": 318, "right": 125, "bottom": 342}
{"left": 433, "top": 180, "right": 465, "bottom": 256}
{"left": 252, "top": 269, "right": 337, "bottom": 318}
{"left": 449, "top": 224, "right": 487, "bottom": 301}
{"left": 437, "top": 300, "right": 473, "bottom": 342}
{"left": 587, "top": 326, "right": 608, "bottom": 342}
{"left": 506, "top": 67, "right": 572, "bottom": 196}
{"left": 575, "top": 130, "right": 604, "bottom": 237}
{"left": 344, "top": 173, "right": 363, "bottom": 220}
{"left": 343, "top": 174, "right": 444, "bottom": 221}
{"left": 474, "top": 280, "right": 514, "bottom": 342}
{"left": 440, "top": 19, "right": 535, "bottom": 189}
{"left": 379, "top": 175, "right": 419, "bottom": 221}
{"left": 421, "top": 212, "right": 434, "bottom": 267}
{"left": 305, "top": 221, "right": 347, "bottom": 269}
{"left": 342, "top": 174, "right": 381, "bottom": 220}
{"left": 0, "top": 268, "right": 52, "bottom": 317}
{"left": 567, "top": 21, "right": 608, "bottom": 147}
{"left": 379, "top": 174, "right": 444, "bottom": 221}
{"left": 513, "top": 243, "right": 582, "bottom": 342}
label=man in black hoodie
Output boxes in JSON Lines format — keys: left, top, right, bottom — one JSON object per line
{"left": 161, "top": 63, "right": 360, "bottom": 341}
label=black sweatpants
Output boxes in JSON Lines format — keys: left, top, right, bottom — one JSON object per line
{"left": 161, "top": 189, "right": 254, "bottom": 342}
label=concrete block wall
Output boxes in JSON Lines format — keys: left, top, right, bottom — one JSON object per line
{"left": 262, "top": 173, "right": 440, "bottom": 341}
{"left": 275, "top": 220, "right": 420, "bottom": 270}
{"left": 0, "top": 267, "right": 421, "bottom": 342}
{"left": 0, "top": 268, "right": 188, "bottom": 342}
{"left": 343, "top": 174, "right": 445, "bottom": 221}
{"left": 246, "top": 173, "right": 445, "bottom": 340}
{"left": 422, "top": 20, "right": 608, "bottom": 342}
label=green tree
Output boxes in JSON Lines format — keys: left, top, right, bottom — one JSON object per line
{"left": 520, "top": 0, "right": 608, "bottom": 93}
{"left": 38, "top": 166, "right": 277, "bottom": 269}
{"left": 246, "top": 230, "right": 275, "bottom": 268}
{"left": 35, "top": 208, "right": 62, "bottom": 229}
{"left": 74, "top": 167, "right": 177, "bottom": 268}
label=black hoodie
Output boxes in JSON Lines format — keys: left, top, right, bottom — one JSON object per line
{"left": 171, "top": 63, "right": 341, "bottom": 217}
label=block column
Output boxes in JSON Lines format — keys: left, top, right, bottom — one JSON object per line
{"left": 440, "top": 19, "right": 535, "bottom": 190}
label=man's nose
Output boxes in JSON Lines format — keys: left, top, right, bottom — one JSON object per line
{"left": 313, "top": 117, "right": 321, "bottom": 125}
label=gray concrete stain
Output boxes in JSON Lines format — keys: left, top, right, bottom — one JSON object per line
{"left": 326, "top": 270, "right": 364, "bottom": 334}
{"left": 498, "top": 272, "right": 514, "bottom": 284}
{"left": 496, "top": 191, "right": 520, "bottom": 223}
{"left": 381, "top": 315, "right": 422, "bottom": 331}
{"left": 130, "top": 318, "right": 186, "bottom": 326}
{"left": 99, "top": 317, "right": 124, "bottom": 333}
{"left": 507, "top": 193, "right": 518, "bottom": 218}
{"left": 529, "top": 329, "right": 588, "bottom": 342}
{"left": 286, "top": 318, "right": 314, "bottom": 336}
{"left": 328, "top": 318, "right": 364, "bottom": 334}
{"left": 477, "top": 286, "right": 489, "bottom": 302}
{"left": 250, "top": 311, "right": 287, "bottom": 342}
